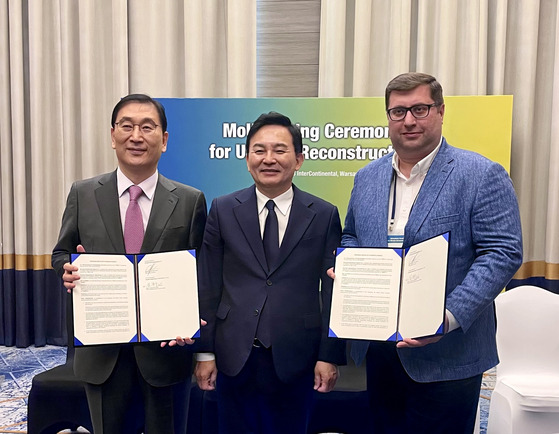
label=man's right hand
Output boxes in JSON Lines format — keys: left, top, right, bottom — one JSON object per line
{"left": 62, "top": 244, "right": 85, "bottom": 293}
{"left": 194, "top": 359, "right": 218, "bottom": 391}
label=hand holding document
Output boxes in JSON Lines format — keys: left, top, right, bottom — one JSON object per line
{"left": 329, "top": 233, "right": 449, "bottom": 342}
{"left": 71, "top": 250, "right": 199, "bottom": 346}
{"left": 162, "top": 319, "right": 208, "bottom": 348}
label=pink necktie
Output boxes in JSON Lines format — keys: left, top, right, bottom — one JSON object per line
{"left": 124, "top": 185, "right": 144, "bottom": 254}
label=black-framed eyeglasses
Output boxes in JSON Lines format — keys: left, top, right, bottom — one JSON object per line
{"left": 115, "top": 121, "right": 161, "bottom": 135}
{"left": 387, "top": 103, "right": 439, "bottom": 121}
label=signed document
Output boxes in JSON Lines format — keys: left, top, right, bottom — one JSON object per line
{"left": 329, "top": 233, "right": 449, "bottom": 342}
{"left": 71, "top": 250, "right": 199, "bottom": 346}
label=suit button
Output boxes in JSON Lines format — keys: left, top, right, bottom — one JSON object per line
{"left": 266, "top": 280, "right": 272, "bottom": 286}
{"left": 254, "top": 309, "right": 259, "bottom": 316}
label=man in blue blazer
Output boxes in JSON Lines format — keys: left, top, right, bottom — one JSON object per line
{"left": 341, "top": 73, "right": 523, "bottom": 433}
{"left": 194, "top": 112, "right": 346, "bottom": 434}
{"left": 52, "top": 94, "right": 207, "bottom": 433}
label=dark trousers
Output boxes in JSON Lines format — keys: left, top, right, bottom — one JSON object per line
{"left": 84, "top": 346, "right": 190, "bottom": 434}
{"left": 366, "top": 342, "right": 482, "bottom": 434}
{"left": 216, "top": 346, "right": 314, "bottom": 434}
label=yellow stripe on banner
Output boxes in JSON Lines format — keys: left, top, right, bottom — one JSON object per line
{"left": 0, "top": 254, "right": 53, "bottom": 271}
{"left": 514, "top": 261, "right": 559, "bottom": 280}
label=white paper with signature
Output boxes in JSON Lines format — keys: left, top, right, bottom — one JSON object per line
{"left": 72, "top": 250, "right": 199, "bottom": 345}
{"left": 398, "top": 235, "right": 448, "bottom": 339}
{"left": 329, "top": 233, "right": 448, "bottom": 341}
{"left": 137, "top": 250, "right": 199, "bottom": 342}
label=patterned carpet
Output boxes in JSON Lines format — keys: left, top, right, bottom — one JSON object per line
{"left": 0, "top": 345, "right": 494, "bottom": 433}
{"left": 0, "top": 345, "right": 68, "bottom": 433}
{"left": 479, "top": 370, "right": 495, "bottom": 433}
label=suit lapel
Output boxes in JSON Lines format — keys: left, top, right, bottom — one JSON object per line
{"left": 233, "top": 187, "right": 269, "bottom": 273}
{"left": 95, "top": 171, "right": 125, "bottom": 252}
{"left": 142, "top": 175, "right": 178, "bottom": 252}
{"left": 373, "top": 160, "right": 393, "bottom": 247}
{"left": 404, "top": 140, "right": 455, "bottom": 246}
{"left": 273, "top": 186, "right": 315, "bottom": 272}
{"left": 233, "top": 185, "right": 316, "bottom": 274}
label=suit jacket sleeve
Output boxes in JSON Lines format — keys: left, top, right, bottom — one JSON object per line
{"left": 188, "top": 187, "right": 208, "bottom": 250}
{"left": 318, "top": 205, "right": 347, "bottom": 365}
{"left": 445, "top": 162, "right": 522, "bottom": 332}
{"left": 341, "top": 172, "right": 362, "bottom": 248}
{"left": 197, "top": 197, "right": 224, "bottom": 353}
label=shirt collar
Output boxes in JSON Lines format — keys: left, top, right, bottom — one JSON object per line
{"left": 255, "top": 186, "right": 294, "bottom": 217}
{"left": 116, "top": 168, "right": 158, "bottom": 200}
{"left": 392, "top": 136, "right": 442, "bottom": 180}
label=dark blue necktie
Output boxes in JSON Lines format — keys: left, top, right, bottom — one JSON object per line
{"left": 263, "top": 200, "right": 279, "bottom": 271}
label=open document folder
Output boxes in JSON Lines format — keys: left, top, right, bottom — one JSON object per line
{"left": 71, "top": 250, "right": 199, "bottom": 346}
{"left": 329, "top": 233, "right": 449, "bottom": 342}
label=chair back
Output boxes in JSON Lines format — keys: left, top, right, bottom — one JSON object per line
{"left": 495, "top": 285, "right": 559, "bottom": 380}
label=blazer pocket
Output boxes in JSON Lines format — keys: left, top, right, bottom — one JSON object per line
{"left": 298, "top": 235, "right": 323, "bottom": 252}
{"left": 304, "top": 313, "right": 322, "bottom": 329}
{"left": 301, "top": 233, "right": 321, "bottom": 241}
{"left": 160, "top": 225, "right": 187, "bottom": 239}
{"left": 430, "top": 214, "right": 460, "bottom": 229}
{"left": 216, "top": 302, "right": 231, "bottom": 320}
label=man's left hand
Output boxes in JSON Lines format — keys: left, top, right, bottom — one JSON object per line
{"left": 396, "top": 335, "right": 443, "bottom": 348}
{"left": 396, "top": 314, "right": 449, "bottom": 348}
{"left": 160, "top": 319, "right": 207, "bottom": 348}
{"left": 313, "top": 361, "right": 339, "bottom": 393}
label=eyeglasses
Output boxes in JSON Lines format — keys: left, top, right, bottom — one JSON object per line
{"left": 114, "top": 121, "right": 160, "bottom": 135}
{"left": 386, "top": 103, "right": 439, "bottom": 121}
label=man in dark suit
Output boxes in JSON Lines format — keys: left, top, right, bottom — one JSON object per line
{"left": 52, "top": 94, "right": 207, "bottom": 434}
{"left": 192, "top": 112, "right": 346, "bottom": 434}
{"left": 341, "top": 73, "right": 523, "bottom": 433}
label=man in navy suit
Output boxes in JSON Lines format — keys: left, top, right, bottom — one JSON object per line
{"left": 341, "top": 73, "right": 523, "bottom": 433}
{"left": 193, "top": 112, "right": 346, "bottom": 434}
{"left": 52, "top": 94, "right": 207, "bottom": 433}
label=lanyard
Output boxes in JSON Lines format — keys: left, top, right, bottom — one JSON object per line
{"left": 389, "top": 170, "right": 397, "bottom": 232}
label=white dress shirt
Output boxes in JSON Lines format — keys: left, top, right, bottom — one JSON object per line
{"left": 255, "top": 186, "right": 294, "bottom": 246}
